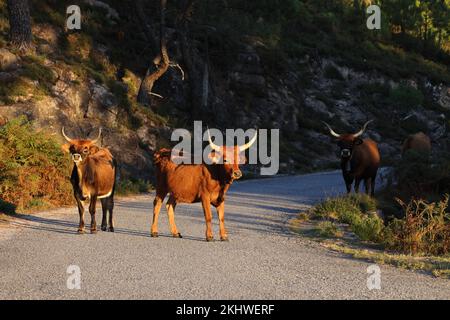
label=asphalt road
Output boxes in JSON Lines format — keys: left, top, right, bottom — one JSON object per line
{"left": 0, "top": 171, "right": 449, "bottom": 299}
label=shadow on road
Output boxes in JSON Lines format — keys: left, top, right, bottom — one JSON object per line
{"left": 7, "top": 213, "right": 206, "bottom": 242}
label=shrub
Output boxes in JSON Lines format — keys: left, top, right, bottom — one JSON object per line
{"left": 351, "top": 213, "right": 384, "bottom": 242}
{"left": 0, "top": 117, "right": 72, "bottom": 212}
{"left": 316, "top": 221, "right": 342, "bottom": 238}
{"left": 116, "top": 179, "right": 152, "bottom": 196}
{"left": 384, "top": 197, "right": 450, "bottom": 255}
{"left": 312, "top": 194, "right": 383, "bottom": 242}
{"left": 389, "top": 84, "right": 424, "bottom": 109}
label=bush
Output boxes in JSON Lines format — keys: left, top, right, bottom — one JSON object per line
{"left": 389, "top": 85, "right": 424, "bottom": 109}
{"left": 0, "top": 117, "right": 72, "bottom": 212}
{"left": 116, "top": 179, "right": 152, "bottom": 196}
{"left": 351, "top": 213, "right": 384, "bottom": 242}
{"left": 312, "top": 194, "right": 382, "bottom": 242}
{"left": 384, "top": 197, "right": 450, "bottom": 255}
{"left": 316, "top": 221, "right": 342, "bottom": 238}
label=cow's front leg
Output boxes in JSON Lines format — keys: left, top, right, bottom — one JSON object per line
{"left": 75, "top": 195, "right": 85, "bottom": 234}
{"left": 89, "top": 195, "right": 97, "bottom": 234}
{"left": 166, "top": 196, "right": 182, "bottom": 238}
{"left": 201, "top": 198, "right": 213, "bottom": 241}
{"left": 216, "top": 202, "right": 228, "bottom": 241}
{"left": 151, "top": 191, "right": 166, "bottom": 237}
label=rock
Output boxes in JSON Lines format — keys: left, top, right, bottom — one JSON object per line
{"left": 0, "top": 49, "right": 19, "bottom": 71}
{"left": 304, "top": 96, "right": 329, "bottom": 114}
{"left": 85, "top": 81, "right": 119, "bottom": 123}
{"left": 229, "top": 72, "right": 266, "bottom": 96}
{"left": 437, "top": 85, "right": 450, "bottom": 110}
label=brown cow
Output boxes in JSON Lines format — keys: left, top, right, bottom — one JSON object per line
{"left": 402, "top": 132, "right": 431, "bottom": 156}
{"left": 323, "top": 120, "right": 380, "bottom": 196}
{"left": 151, "top": 130, "right": 257, "bottom": 241}
{"left": 62, "top": 128, "right": 116, "bottom": 234}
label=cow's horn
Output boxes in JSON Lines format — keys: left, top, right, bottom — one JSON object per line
{"left": 353, "top": 120, "right": 373, "bottom": 138}
{"left": 91, "top": 127, "right": 102, "bottom": 144}
{"left": 239, "top": 130, "right": 258, "bottom": 152}
{"left": 322, "top": 121, "right": 341, "bottom": 138}
{"left": 207, "top": 128, "right": 222, "bottom": 152}
{"left": 61, "top": 127, "right": 73, "bottom": 143}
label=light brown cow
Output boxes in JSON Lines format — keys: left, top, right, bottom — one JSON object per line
{"left": 62, "top": 128, "right": 117, "bottom": 234}
{"left": 402, "top": 132, "right": 431, "bottom": 156}
{"left": 151, "top": 130, "right": 257, "bottom": 241}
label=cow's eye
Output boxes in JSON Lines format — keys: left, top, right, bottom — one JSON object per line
{"left": 83, "top": 148, "right": 89, "bottom": 154}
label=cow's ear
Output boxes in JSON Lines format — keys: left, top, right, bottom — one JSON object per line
{"left": 61, "top": 143, "right": 71, "bottom": 153}
{"left": 354, "top": 138, "right": 364, "bottom": 146}
{"left": 89, "top": 145, "right": 100, "bottom": 154}
{"left": 207, "top": 151, "right": 222, "bottom": 164}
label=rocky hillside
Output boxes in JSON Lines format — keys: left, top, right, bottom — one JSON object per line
{"left": 0, "top": 0, "right": 449, "bottom": 181}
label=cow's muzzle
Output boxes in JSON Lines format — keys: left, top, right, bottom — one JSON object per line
{"left": 72, "top": 153, "right": 82, "bottom": 163}
{"left": 233, "top": 170, "right": 242, "bottom": 179}
{"left": 341, "top": 149, "right": 351, "bottom": 158}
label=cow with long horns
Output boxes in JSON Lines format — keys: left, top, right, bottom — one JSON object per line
{"left": 323, "top": 120, "right": 380, "bottom": 196}
{"left": 61, "top": 128, "right": 117, "bottom": 234}
{"left": 151, "top": 130, "right": 258, "bottom": 241}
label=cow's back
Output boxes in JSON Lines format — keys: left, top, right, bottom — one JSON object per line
{"left": 351, "top": 138, "right": 380, "bottom": 178}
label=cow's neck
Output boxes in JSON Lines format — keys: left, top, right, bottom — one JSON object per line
{"left": 74, "top": 160, "right": 88, "bottom": 192}
{"left": 341, "top": 157, "right": 352, "bottom": 173}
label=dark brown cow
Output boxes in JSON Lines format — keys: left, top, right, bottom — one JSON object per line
{"left": 323, "top": 120, "right": 380, "bottom": 196}
{"left": 402, "top": 132, "right": 431, "bottom": 156}
{"left": 62, "top": 128, "right": 116, "bottom": 234}
{"left": 151, "top": 130, "right": 257, "bottom": 241}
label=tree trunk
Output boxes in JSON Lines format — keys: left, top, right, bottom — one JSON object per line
{"left": 7, "top": 0, "right": 33, "bottom": 52}
{"left": 137, "top": 0, "right": 170, "bottom": 106}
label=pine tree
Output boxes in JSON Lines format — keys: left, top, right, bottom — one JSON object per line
{"left": 7, "top": 0, "right": 33, "bottom": 51}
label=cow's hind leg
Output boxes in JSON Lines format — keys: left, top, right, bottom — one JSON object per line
{"left": 89, "top": 195, "right": 98, "bottom": 234}
{"left": 166, "top": 195, "right": 182, "bottom": 238}
{"left": 201, "top": 198, "right": 214, "bottom": 242}
{"left": 354, "top": 178, "right": 361, "bottom": 193}
{"left": 101, "top": 198, "right": 108, "bottom": 231}
{"left": 216, "top": 202, "right": 228, "bottom": 241}
{"left": 151, "top": 191, "right": 166, "bottom": 237}
{"left": 107, "top": 195, "right": 115, "bottom": 232}
{"left": 100, "top": 196, "right": 114, "bottom": 232}
{"left": 370, "top": 174, "right": 377, "bottom": 197}
{"left": 364, "top": 178, "right": 371, "bottom": 195}
{"left": 75, "top": 196, "right": 85, "bottom": 234}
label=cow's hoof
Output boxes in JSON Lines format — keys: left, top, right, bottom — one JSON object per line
{"left": 77, "top": 229, "right": 85, "bottom": 234}
{"left": 173, "top": 232, "right": 182, "bottom": 238}
{"left": 151, "top": 232, "right": 159, "bottom": 238}
{"left": 220, "top": 236, "right": 229, "bottom": 242}
{"left": 101, "top": 225, "right": 107, "bottom": 231}
{"left": 91, "top": 229, "right": 97, "bottom": 234}
{"left": 206, "top": 237, "right": 214, "bottom": 242}
{"left": 108, "top": 227, "right": 115, "bottom": 232}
